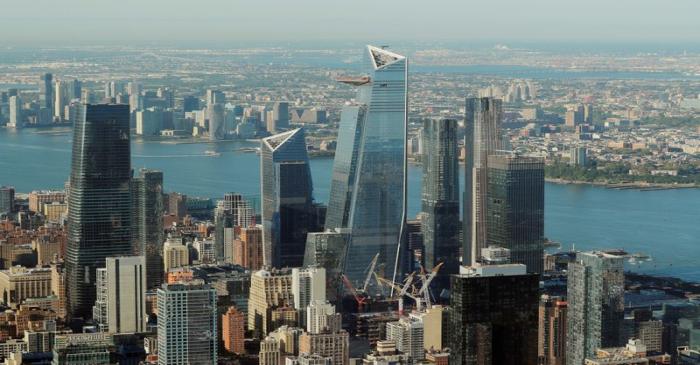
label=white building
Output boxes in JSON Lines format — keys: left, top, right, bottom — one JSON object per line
{"left": 92, "top": 256, "right": 147, "bottom": 333}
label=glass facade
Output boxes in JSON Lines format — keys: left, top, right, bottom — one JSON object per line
{"left": 325, "top": 45, "right": 407, "bottom": 285}
{"left": 65, "top": 103, "right": 132, "bottom": 319}
{"left": 464, "top": 97, "right": 503, "bottom": 266}
{"left": 566, "top": 251, "right": 625, "bottom": 365}
{"left": 261, "top": 128, "right": 316, "bottom": 268}
{"left": 449, "top": 271, "right": 540, "bottom": 365}
{"left": 486, "top": 154, "right": 545, "bottom": 274}
{"left": 421, "top": 118, "right": 461, "bottom": 293}
{"left": 132, "top": 168, "right": 165, "bottom": 289}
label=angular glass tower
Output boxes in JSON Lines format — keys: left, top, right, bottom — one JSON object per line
{"left": 261, "top": 128, "right": 315, "bottom": 268}
{"left": 421, "top": 118, "right": 460, "bottom": 292}
{"left": 464, "top": 97, "right": 502, "bottom": 266}
{"left": 325, "top": 45, "right": 407, "bottom": 285}
{"left": 66, "top": 103, "right": 133, "bottom": 319}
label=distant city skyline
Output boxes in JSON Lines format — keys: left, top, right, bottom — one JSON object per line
{"left": 1, "top": 0, "right": 699, "bottom": 45}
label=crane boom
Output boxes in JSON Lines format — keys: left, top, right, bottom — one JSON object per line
{"left": 362, "top": 253, "right": 380, "bottom": 292}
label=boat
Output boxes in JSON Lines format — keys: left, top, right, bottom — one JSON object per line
{"left": 204, "top": 150, "right": 221, "bottom": 157}
{"left": 236, "top": 147, "right": 260, "bottom": 153}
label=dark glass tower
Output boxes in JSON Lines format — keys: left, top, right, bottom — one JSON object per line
{"left": 132, "top": 168, "right": 165, "bottom": 289}
{"left": 421, "top": 118, "right": 460, "bottom": 293}
{"left": 486, "top": 154, "right": 544, "bottom": 274}
{"left": 449, "top": 265, "right": 539, "bottom": 365}
{"left": 464, "top": 97, "right": 502, "bottom": 266}
{"left": 40, "top": 73, "right": 54, "bottom": 111}
{"left": 261, "top": 128, "right": 316, "bottom": 268}
{"left": 66, "top": 103, "right": 132, "bottom": 319}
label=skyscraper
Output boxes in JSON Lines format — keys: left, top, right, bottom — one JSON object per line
{"left": 65, "top": 104, "right": 132, "bottom": 319}
{"left": 222, "top": 306, "right": 245, "bottom": 354}
{"left": 386, "top": 316, "right": 425, "bottom": 362}
{"left": 486, "top": 154, "right": 545, "bottom": 274}
{"left": 539, "top": 295, "right": 568, "bottom": 365}
{"left": 325, "top": 45, "right": 407, "bottom": 285}
{"left": 464, "top": 97, "right": 503, "bottom": 266}
{"left": 132, "top": 168, "right": 165, "bottom": 289}
{"left": 261, "top": 128, "right": 315, "bottom": 268}
{"left": 40, "top": 73, "right": 54, "bottom": 113}
{"left": 421, "top": 118, "right": 460, "bottom": 291}
{"left": 566, "top": 251, "right": 625, "bottom": 365}
{"left": 8, "top": 95, "right": 22, "bottom": 128}
{"left": 157, "top": 280, "right": 217, "bottom": 365}
{"left": 92, "top": 256, "right": 146, "bottom": 334}
{"left": 273, "top": 101, "right": 290, "bottom": 130}
{"left": 449, "top": 264, "right": 539, "bottom": 365}
{"left": 0, "top": 186, "right": 15, "bottom": 215}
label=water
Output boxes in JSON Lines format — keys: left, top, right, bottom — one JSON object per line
{"left": 1, "top": 128, "right": 699, "bottom": 281}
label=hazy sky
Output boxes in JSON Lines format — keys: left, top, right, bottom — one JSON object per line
{"left": 1, "top": 0, "right": 699, "bottom": 46}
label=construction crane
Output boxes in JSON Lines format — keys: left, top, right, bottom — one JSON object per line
{"left": 362, "top": 253, "right": 380, "bottom": 293}
{"left": 341, "top": 274, "right": 367, "bottom": 311}
{"left": 375, "top": 271, "right": 415, "bottom": 315}
{"left": 414, "top": 262, "right": 443, "bottom": 311}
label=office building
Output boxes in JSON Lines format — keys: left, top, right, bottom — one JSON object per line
{"left": 132, "top": 169, "right": 165, "bottom": 289}
{"left": 183, "top": 95, "right": 199, "bottom": 113}
{"left": 248, "top": 269, "right": 294, "bottom": 338}
{"left": 260, "top": 336, "right": 281, "bottom": 365}
{"left": 486, "top": 154, "right": 545, "bottom": 273}
{"left": 539, "top": 295, "right": 567, "bottom": 365}
{"left": 0, "top": 186, "right": 15, "bottom": 215}
{"left": 261, "top": 128, "right": 316, "bottom": 268}
{"left": 222, "top": 306, "right": 245, "bottom": 354}
{"left": 135, "top": 109, "right": 163, "bottom": 136}
{"left": 449, "top": 264, "right": 539, "bottom": 365}
{"left": 157, "top": 280, "right": 217, "bottom": 365}
{"left": 65, "top": 104, "right": 132, "bottom": 319}
{"left": 92, "top": 256, "right": 146, "bottom": 334}
{"left": 567, "top": 251, "right": 626, "bottom": 365}
{"left": 386, "top": 316, "right": 425, "bottom": 362}
{"left": 208, "top": 103, "right": 225, "bottom": 140}
{"left": 325, "top": 45, "right": 407, "bottom": 285}
{"left": 464, "top": 97, "right": 503, "bottom": 266}
{"left": 40, "top": 73, "right": 54, "bottom": 112}
{"left": 273, "top": 101, "right": 290, "bottom": 131}
{"left": 303, "top": 230, "right": 350, "bottom": 300}
{"left": 0, "top": 266, "right": 52, "bottom": 308}
{"left": 52, "top": 333, "right": 111, "bottom": 365}
{"left": 421, "top": 117, "right": 460, "bottom": 291}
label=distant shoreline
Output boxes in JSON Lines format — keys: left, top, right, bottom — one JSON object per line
{"left": 545, "top": 178, "right": 698, "bottom": 190}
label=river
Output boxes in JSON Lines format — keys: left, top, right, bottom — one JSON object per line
{"left": 1, "top": 127, "right": 699, "bottom": 281}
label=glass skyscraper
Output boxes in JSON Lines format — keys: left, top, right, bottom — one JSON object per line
{"left": 261, "top": 128, "right": 316, "bottom": 268}
{"left": 464, "top": 97, "right": 503, "bottom": 266}
{"left": 65, "top": 103, "right": 133, "bottom": 319}
{"left": 566, "top": 251, "right": 625, "bottom": 365}
{"left": 132, "top": 168, "right": 165, "bottom": 289}
{"left": 421, "top": 118, "right": 460, "bottom": 293}
{"left": 486, "top": 154, "right": 545, "bottom": 274}
{"left": 325, "top": 45, "right": 407, "bottom": 285}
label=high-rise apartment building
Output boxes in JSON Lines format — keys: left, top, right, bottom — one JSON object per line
{"left": 222, "top": 306, "right": 245, "bottom": 354}
{"left": 464, "top": 97, "right": 503, "bottom": 266}
{"left": 273, "top": 101, "right": 290, "bottom": 131}
{"left": 299, "top": 330, "right": 350, "bottom": 365}
{"left": 248, "top": 269, "right": 294, "bottom": 338}
{"left": 8, "top": 95, "right": 22, "bottom": 128}
{"left": 386, "top": 316, "right": 425, "bottom": 362}
{"left": 163, "top": 235, "right": 189, "bottom": 273}
{"left": 486, "top": 154, "right": 545, "bottom": 273}
{"left": 132, "top": 169, "right": 165, "bottom": 289}
{"left": 233, "top": 225, "right": 264, "bottom": 271}
{"left": 157, "top": 280, "right": 217, "bottom": 365}
{"left": 449, "top": 264, "right": 539, "bottom": 365}
{"left": 567, "top": 251, "right": 626, "bottom": 365}
{"left": 65, "top": 104, "right": 132, "bottom": 319}
{"left": 292, "top": 267, "right": 326, "bottom": 313}
{"left": 325, "top": 45, "right": 407, "bottom": 285}
{"left": 307, "top": 300, "right": 341, "bottom": 335}
{"left": 260, "top": 336, "right": 281, "bottom": 365}
{"left": 539, "top": 295, "right": 568, "bottom": 365}
{"left": 261, "top": 128, "right": 316, "bottom": 268}
{"left": 92, "top": 256, "right": 146, "bottom": 334}
{"left": 421, "top": 117, "right": 460, "bottom": 291}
